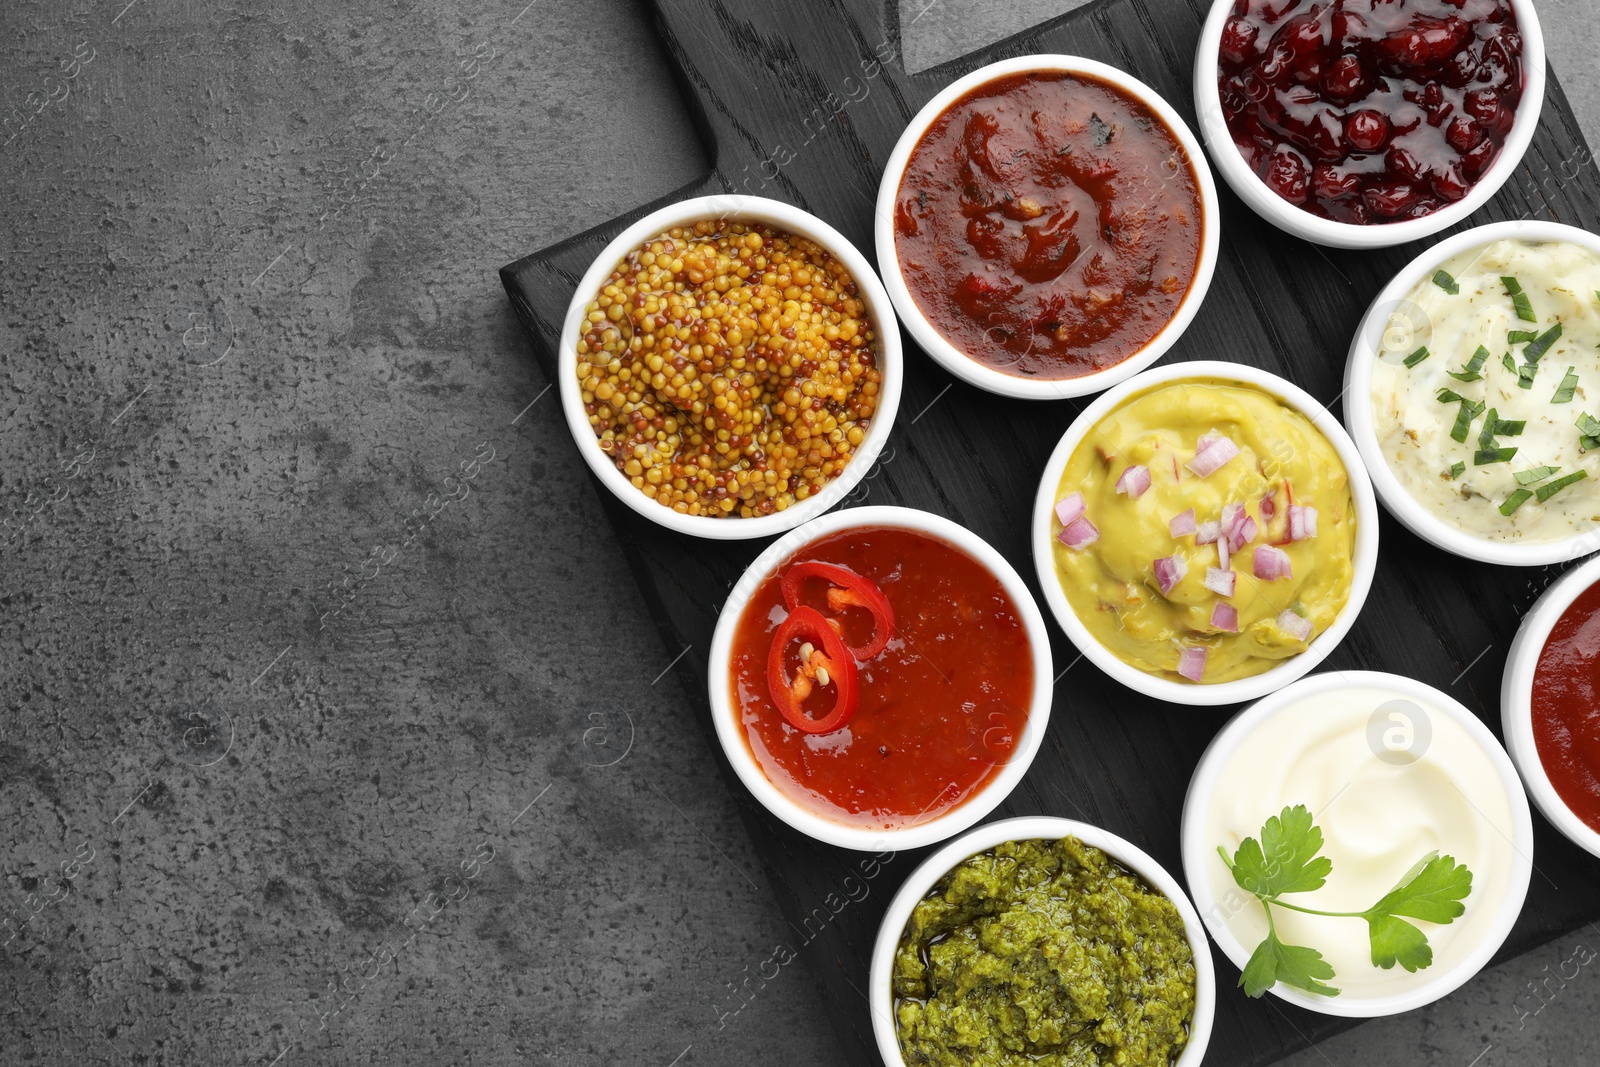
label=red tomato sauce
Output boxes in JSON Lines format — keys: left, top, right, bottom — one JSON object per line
{"left": 1532, "top": 581, "right": 1600, "bottom": 832}
{"left": 730, "top": 526, "right": 1034, "bottom": 829}
{"left": 893, "top": 71, "right": 1204, "bottom": 380}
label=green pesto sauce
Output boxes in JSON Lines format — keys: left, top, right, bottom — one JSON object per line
{"left": 893, "top": 837, "right": 1197, "bottom": 1067}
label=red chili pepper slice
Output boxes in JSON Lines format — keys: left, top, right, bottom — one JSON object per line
{"left": 779, "top": 561, "right": 895, "bottom": 660}
{"left": 766, "top": 606, "right": 859, "bottom": 734}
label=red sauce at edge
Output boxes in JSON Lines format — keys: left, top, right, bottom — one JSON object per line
{"left": 893, "top": 71, "right": 1204, "bottom": 380}
{"left": 1532, "top": 581, "right": 1600, "bottom": 833}
{"left": 730, "top": 527, "right": 1034, "bottom": 830}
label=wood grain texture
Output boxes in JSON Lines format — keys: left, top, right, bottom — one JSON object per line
{"left": 502, "top": 0, "right": 1600, "bottom": 1062}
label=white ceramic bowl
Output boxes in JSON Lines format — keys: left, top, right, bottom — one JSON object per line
{"left": 706, "top": 506, "right": 1053, "bottom": 851}
{"left": 1193, "top": 0, "right": 1546, "bottom": 249}
{"left": 1344, "top": 220, "right": 1600, "bottom": 566}
{"left": 558, "top": 194, "right": 904, "bottom": 540}
{"left": 1031, "top": 359, "right": 1380, "bottom": 706}
{"left": 1182, "top": 670, "right": 1534, "bottom": 1016}
{"left": 1501, "top": 554, "right": 1600, "bottom": 859}
{"left": 869, "top": 816, "right": 1215, "bottom": 1067}
{"left": 874, "top": 54, "right": 1222, "bottom": 400}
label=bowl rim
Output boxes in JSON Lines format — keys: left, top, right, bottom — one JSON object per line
{"left": 1180, "top": 669, "right": 1535, "bottom": 1017}
{"left": 1030, "top": 359, "right": 1381, "bottom": 706}
{"left": 705, "top": 505, "right": 1055, "bottom": 851}
{"left": 1192, "top": 0, "right": 1547, "bottom": 250}
{"left": 557, "top": 193, "right": 904, "bottom": 541}
{"left": 867, "top": 814, "right": 1217, "bottom": 1067}
{"left": 1342, "top": 219, "right": 1600, "bottom": 566}
{"left": 872, "top": 53, "right": 1223, "bottom": 400}
{"left": 1500, "top": 554, "right": 1600, "bottom": 858}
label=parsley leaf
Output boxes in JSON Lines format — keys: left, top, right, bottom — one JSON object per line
{"left": 1227, "top": 804, "right": 1332, "bottom": 897}
{"left": 1242, "top": 928, "right": 1340, "bottom": 999}
{"left": 1362, "top": 852, "right": 1473, "bottom": 972}
{"left": 1222, "top": 807, "right": 1476, "bottom": 999}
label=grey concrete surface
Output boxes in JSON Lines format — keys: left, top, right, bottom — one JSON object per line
{"left": 0, "top": 1, "right": 1596, "bottom": 1066}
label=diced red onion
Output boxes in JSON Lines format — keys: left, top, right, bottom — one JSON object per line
{"left": 1278, "top": 609, "right": 1314, "bottom": 642}
{"left": 1058, "top": 515, "right": 1099, "bottom": 550}
{"left": 1152, "top": 554, "right": 1188, "bottom": 596}
{"left": 1253, "top": 544, "right": 1293, "bottom": 581}
{"left": 1211, "top": 602, "right": 1239, "bottom": 633}
{"left": 1218, "top": 533, "right": 1230, "bottom": 571}
{"left": 1169, "top": 508, "right": 1197, "bottom": 537}
{"left": 1116, "top": 464, "right": 1152, "bottom": 499}
{"left": 1196, "top": 520, "right": 1220, "bottom": 545}
{"left": 1204, "top": 567, "right": 1236, "bottom": 597}
{"left": 1177, "top": 645, "right": 1208, "bottom": 682}
{"left": 1234, "top": 515, "right": 1259, "bottom": 551}
{"left": 1055, "top": 492, "right": 1086, "bottom": 526}
{"left": 1260, "top": 493, "right": 1276, "bottom": 521}
{"left": 1220, "top": 502, "right": 1244, "bottom": 537}
{"left": 1287, "top": 505, "right": 1319, "bottom": 540}
{"left": 1186, "top": 433, "right": 1240, "bottom": 477}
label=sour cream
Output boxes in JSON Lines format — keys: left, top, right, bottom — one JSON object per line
{"left": 1201, "top": 683, "right": 1524, "bottom": 1001}
{"left": 1370, "top": 239, "right": 1600, "bottom": 543}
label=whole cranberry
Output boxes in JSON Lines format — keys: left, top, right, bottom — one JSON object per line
{"left": 1221, "top": 18, "right": 1261, "bottom": 66}
{"left": 1441, "top": 47, "right": 1480, "bottom": 88}
{"left": 1263, "top": 145, "right": 1312, "bottom": 204}
{"left": 1257, "top": 43, "right": 1298, "bottom": 85}
{"left": 1464, "top": 88, "right": 1500, "bottom": 124}
{"left": 1345, "top": 109, "right": 1391, "bottom": 153}
{"left": 1305, "top": 107, "right": 1348, "bottom": 161}
{"left": 1461, "top": 135, "right": 1499, "bottom": 180}
{"left": 1431, "top": 164, "right": 1471, "bottom": 202}
{"left": 1323, "top": 54, "right": 1369, "bottom": 102}
{"left": 1312, "top": 162, "right": 1362, "bottom": 200}
{"left": 1364, "top": 180, "right": 1421, "bottom": 218}
{"left": 1444, "top": 115, "right": 1481, "bottom": 153}
{"left": 1274, "top": 12, "right": 1328, "bottom": 59}
{"left": 1242, "top": 69, "right": 1273, "bottom": 103}
{"left": 1388, "top": 145, "right": 1425, "bottom": 182}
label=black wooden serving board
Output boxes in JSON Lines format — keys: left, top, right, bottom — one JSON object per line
{"left": 501, "top": 1, "right": 1600, "bottom": 1062}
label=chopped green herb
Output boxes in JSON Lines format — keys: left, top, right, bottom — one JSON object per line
{"left": 1515, "top": 465, "right": 1562, "bottom": 485}
{"left": 1450, "top": 398, "right": 1486, "bottom": 443}
{"left": 1433, "top": 270, "right": 1459, "bottom": 295}
{"left": 1518, "top": 360, "right": 1541, "bottom": 390}
{"left": 1449, "top": 461, "right": 1466, "bottom": 479}
{"left": 1479, "top": 408, "right": 1500, "bottom": 450}
{"left": 1578, "top": 412, "right": 1600, "bottom": 438}
{"left": 1553, "top": 367, "right": 1580, "bottom": 404}
{"left": 1500, "top": 489, "right": 1534, "bottom": 516}
{"left": 1403, "top": 346, "right": 1430, "bottom": 368}
{"left": 1503, "top": 352, "right": 1519, "bottom": 374}
{"left": 1503, "top": 276, "right": 1537, "bottom": 322}
{"left": 1536, "top": 470, "right": 1589, "bottom": 503}
{"left": 1436, "top": 389, "right": 1464, "bottom": 403}
{"left": 1448, "top": 345, "right": 1492, "bottom": 383}
{"left": 1508, "top": 330, "right": 1539, "bottom": 344}
{"left": 1523, "top": 322, "right": 1564, "bottom": 363}
{"left": 1475, "top": 447, "right": 1519, "bottom": 465}
{"left": 1491, "top": 416, "right": 1527, "bottom": 437}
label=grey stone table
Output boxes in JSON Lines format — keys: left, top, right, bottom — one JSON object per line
{"left": 0, "top": 0, "right": 1596, "bottom": 1064}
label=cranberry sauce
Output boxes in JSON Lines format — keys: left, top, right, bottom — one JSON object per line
{"left": 1218, "top": 0, "right": 1524, "bottom": 224}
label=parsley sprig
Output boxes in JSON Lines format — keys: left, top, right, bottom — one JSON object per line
{"left": 1219, "top": 805, "right": 1474, "bottom": 999}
